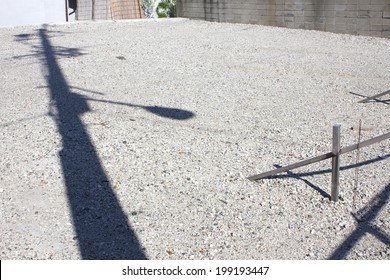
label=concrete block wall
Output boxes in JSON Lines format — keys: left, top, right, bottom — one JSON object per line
{"left": 176, "top": 0, "right": 390, "bottom": 38}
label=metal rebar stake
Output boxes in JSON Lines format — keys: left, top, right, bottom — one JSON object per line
{"left": 331, "top": 124, "right": 341, "bottom": 202}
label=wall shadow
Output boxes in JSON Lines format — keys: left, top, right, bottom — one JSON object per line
{"left": 329, "top": 183, "right": 390, "bottom": 259}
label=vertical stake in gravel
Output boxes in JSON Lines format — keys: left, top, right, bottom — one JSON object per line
{"left": 248, "top": 125, "right": 390, "bottom": 200}
{"left": 92, "top": 0, "right": 95, "bottom": 20}
{"left": 331, "top": 124, "right": 341, "bottom": 202}
{"left": 65, "top": 0, "right": 69, "bottom": 22}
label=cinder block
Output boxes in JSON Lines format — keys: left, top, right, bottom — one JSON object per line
{"left": 292, "top": 11, "right": 305, "bottom": 17}
{"left": 357, "top": 19, "right": 370, "bottom": 31}
{"left": 292, "top": 15, "right": 304, "bottom": 22}
{"left": 284, "top": 12, "right": 295, "bottom": 18}
{"left": 285, "top": 22, "right": 296, "bottom": 28}
{"left": 370, "top": 24, "right": 383, "bottom": 31}
{"left": 285, "top": 16, "right": 295, "bottom": 23}
{"left": 346, "top": 23, "right": 357, "bottom": 32}
{"left": 304, "top": 4, "right": 316, "bottom": 11}
{"left": 315, "top": 10, "right": 326, "bottom": 17}
{"left": 294, "top": 22, "right": 305, "bottom": 28}
{"left": 324, "top": 10, "right": 336, "bottom": 18}
{"left": 370, "top": 0, "right": 389, "bottom": 5}
{"left": 369, "top": 11, "right": 384, "bottom": 18}
{"left": 358, "top": 10, "right": 370, "bottom": 18}
{"left": 370, "top": 31, "right": 382, "bottom": 37}
{"left": 304, "top": 16, "right": 316, "bottom": 23}
{"left": 381, "top": 31, "right": 390, "bottom": 38}
{"left": 383, "top": 18, "right": 390, "bottom": 26}
{"left": 345, "top": 11, "right": 358, "bottom": 18}
{"left": 369, "top": 18, "right": 383, "bottom": 25}
{"left": 357, "top": 30, "right": 371, "bottom": 36}
{"left": 325, "top": 17, "right": 335, "bottom": 24}
{"left": 314, "top": 22, "right": 326, "bottom": 31}
{"left": 370, "top": 5, "right": 387, "bottom": 11}
{"left": 383, "top": 10, "right": 390, "bottom": 19}
{"left": 334, "top": 23, "right": 347, "bottom": 31}
{"left": 335, "top": 17, "right": 347, "bottom": 24}
{"left": 304, "top": 10, "right": 316, "bottom": 17}
{"left": 335, "top": 5, "right": 347, "bottom": 11}
{"left": 314, "top": 17, "right": 326, "bottom": 24}
{"left": 343, "top": 17, "right": 357, "bottom": 24}
{"left": 357, "top": 5, "right": 371, "bottom": 10}
{"left": 304, "top": 22, "right": 315, "bottom": 30}
{"left": 325, "top": 5, "right": 335, "bottom": 11}
{"left": 325, "top": 23, "right": 336, "bottom": 31}
{"left": 285, "top": 4, "right": 295, "bottom": 11}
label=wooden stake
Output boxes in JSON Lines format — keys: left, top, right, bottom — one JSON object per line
{"left": 65, "top": 0, "right": 69, "bottom": 22}
{"left": 352, "top": 120, "right": 362, "bottom": 212}
{"left": 247, "top": 131, "right": 390, "bottom": 181}
{"left": 331, "top": 124, "right": 341, "bottom": 202}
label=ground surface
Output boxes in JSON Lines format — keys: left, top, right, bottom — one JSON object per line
{"left": 0, "top": 18, "right": 389, "bottom": 260}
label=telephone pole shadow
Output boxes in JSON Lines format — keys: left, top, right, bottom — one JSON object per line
{"left": 38, "top": 27, "right": 147, "bottom": 259}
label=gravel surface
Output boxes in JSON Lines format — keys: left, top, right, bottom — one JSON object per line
{"left": 0, "top": 18, "right": 389, "bottom": 260}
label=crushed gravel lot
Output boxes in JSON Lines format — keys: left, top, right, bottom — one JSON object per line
{"left": 0, "top": 18, "right": 389, "bottom": 260}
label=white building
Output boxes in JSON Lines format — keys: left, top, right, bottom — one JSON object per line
{"left": 0, "top": 0, "right": 68, "bottom": 27}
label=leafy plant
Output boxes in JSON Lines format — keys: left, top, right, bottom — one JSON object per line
{"left": 143, "top": 0, "right": 176, "bottom": 18}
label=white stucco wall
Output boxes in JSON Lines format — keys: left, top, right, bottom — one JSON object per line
{"left": 0, "top": 0, "right": 66, "bottom": 27}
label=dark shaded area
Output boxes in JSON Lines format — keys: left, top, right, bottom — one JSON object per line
{"left": 35, "top": 86, "right": 195, "bottom": 121}
{"left": 273, "top": 154, "right": 389, "bottom": 179}
{"left": 34, "top": 27, "right": 147, "bottom": 259}
{"left": 273, "top": 164, "right": 330, "bottom": 199}
{"left": 267, "top": 154, "right": 389, "bottom": 198}
{"left": 329, "top": 183, "right": 390, "bottom": 259}
{"left": 68, "top": 0, "right": 77, "bottom": 16}
{"left": 144, "top": 105, "right": 194, "bottom": 120}
{"left": 14, "top": 26, "right": 195, "bottom": 259}
{"left": 69, "top": 0, "right": 77, "bottom": 10}
{"left": 349, "top": 91, "right": 390, "bottom": 105}
{"left": 85, "top": 97, "right": 194, "bottom": 120}
{"left": 203, "top": 0, "right": 218, "bottom": 22}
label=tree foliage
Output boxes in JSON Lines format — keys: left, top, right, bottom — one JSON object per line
{"left": 143, "top": 0, "right": 176, "bottom": 18}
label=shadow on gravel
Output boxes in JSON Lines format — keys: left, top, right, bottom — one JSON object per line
{"left": 329, "top": 183, "right": 390, "bottom": 259}
{"left": 349, "top": 91, "right": 390, "bottom": 105}
{"left": 84, "top": 96, "right": 195, "bottom": 120}
{"left": 66, "top": 86, "right": 194, "bottom": 120}
{"left": 270, "top": 154, "right": 389, "bottom": 198}
{"left": 38, "top": 27, "right": 147, "bottom": 260}
{"left": 12, "top": 26, "right": 195, "bottom": 259}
